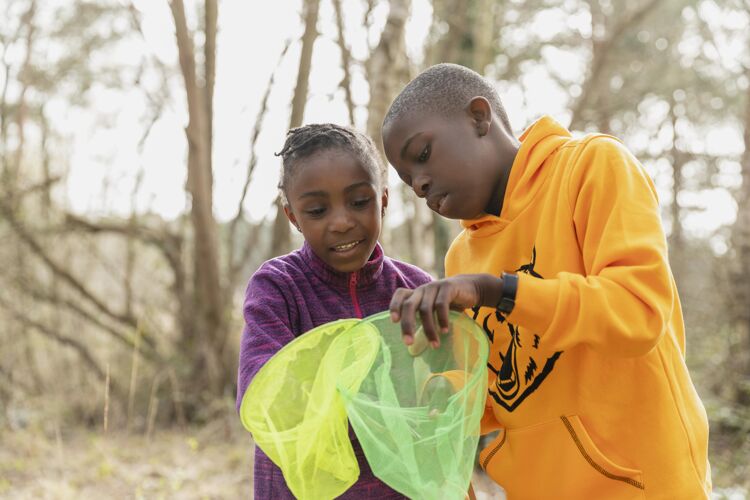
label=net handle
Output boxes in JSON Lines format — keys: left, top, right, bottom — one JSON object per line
{"left": 466, "top": 482, "right": 477, "bottom": 500}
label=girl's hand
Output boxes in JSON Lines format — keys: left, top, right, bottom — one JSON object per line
{"left": 389, "top": 274, "right": 504, "bottom": 347}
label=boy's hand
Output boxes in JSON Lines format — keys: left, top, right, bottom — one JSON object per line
{"left": 389, "top": 274, "right": 503, "bottom": 347}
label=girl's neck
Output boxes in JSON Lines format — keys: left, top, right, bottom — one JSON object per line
{"left": 300, "top": 241, "right": 384, "bottom": 289}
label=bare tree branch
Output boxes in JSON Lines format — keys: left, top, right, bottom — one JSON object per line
{"left": 271, "top": 0, "right": 322, "bottom": 257}
{"left": 0, "top": 201, "right": 137, "bottom": 328}
{"left": 65, "top": 213, "right": 180, "bottom": 258}
{"left": 63, "top": 212, "right": 187, "bottom": 322}
{"left": 332, "top": 0, "right": 356, "bottom": 125}
{"left": 10, "top": 0, "right": 37, "bottom": 186}
{"left": 0, "top": 296, "right": 107, "bottom": 382}
{"left": 363, "top": 0, "right": 377, "bottom": 42}
{"left": 124, "top": 169, "right": 144, "bottom": 319}
{"left": 570, "top": 0, "right": 661, "bottom": 129}
{"left": 226, "top": 39, "right": 291, "bottom": 279}
{"left": 204, "top": 0, "right": 217, "bottom": 112}
{"left": 14, "top": 277, "right": 161, "bottom": 358}
{"left": 169, "top": 0, "right": 205, "bottom": 158}
{"left": 290, "top": 0, "right": 321, "bottom": 129}
{"left": 204, "top": 0, "right": 217, "bottom": 189}
{"left": 127, "top": 1, "right": 172, "bottom": 115}
{"left": 0, "top": 2, "right": 29, "bottom": 174}
{"left": 15, "top": 175, "right": 62, "bottom": 198}
{"left": 366, "top": 0, "right": 411, "bottom": 159}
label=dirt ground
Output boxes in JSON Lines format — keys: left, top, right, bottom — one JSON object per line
{"left": 0, "top": 419, "right": 745, "bottom": 499}
{"left": 0, "top": 422, "right": 252, "bottom": 499}
{"left": 0, "top": 418, "right": 506, "bottom": 499}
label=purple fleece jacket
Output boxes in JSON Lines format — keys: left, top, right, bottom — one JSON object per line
{"left": 237, "top": 241, "right": 431, "bottom": 499}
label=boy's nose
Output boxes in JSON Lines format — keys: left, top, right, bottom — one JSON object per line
{"left": 412, "top": 175, "right": 431, "bottom": 198}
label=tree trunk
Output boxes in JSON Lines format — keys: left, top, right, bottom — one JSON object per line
{"left": 731, "top": 63, "right": 750, "bottom": 405}
{"left": 365, "top": 0, "right": 411, "bottom": 255}
{"left": 333, "top": 0, "right": 355, "bottom": 126}
{"left": 169, "top": 0, "right": 225, "bottom": 395}
{"left": 423, "top": 0, "right": 486, "bottom": 276}
{"left": 366, "top": 0, "right": 411, "bottom": 159}
{"left": 470, "top": 0, "right": 495, "bottom": 73}
{"left": 270, "top": 0, "right": 321, "bottom": 258}
{"left": 668, "top": 100, "right": 685, "bottom": 275}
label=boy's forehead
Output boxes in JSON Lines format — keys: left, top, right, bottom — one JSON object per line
{"left": 385, "top": 112, "right": 432, "bottom": 143}
{"left": 383, "top": 112, "right": 455, "bottom": 159}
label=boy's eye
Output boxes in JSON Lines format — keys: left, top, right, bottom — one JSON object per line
{"left": 351, "top": 198, "right": 372, "bottom": 208}
{"left": 418, "top": 144, "right": 431, "bottom": 163}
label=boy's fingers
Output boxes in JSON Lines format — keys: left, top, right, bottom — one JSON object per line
{"left": 389, "top": 288, "right": 411, "bottom": 323}
{"left": 399, "top": 288, "right": 424, "bottom": 341}
{"left": 418, "top": 285, "right": 440, "bottom": 347}
{"left": 435, "top": 285, "right": 452, "bottom": 333}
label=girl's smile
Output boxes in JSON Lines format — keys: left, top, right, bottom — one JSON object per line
{"left": 331, "top": 239, "right": 364, "bottom": 253}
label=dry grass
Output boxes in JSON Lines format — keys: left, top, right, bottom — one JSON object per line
{"left": 0, "top": 420, "right": 253, "bottom": 499}
{"left": 1, "top": 415, "right": 745, "bottom": 499}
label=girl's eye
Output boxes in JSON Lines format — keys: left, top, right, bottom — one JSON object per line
{"left": 352, "top": 198, "right": 372, "bottom": 208}
{"left": 418, "top": 144, "right": 431, "bottom": 163}
{"left": 305, "top": 207, "right": 326, "bottom": 217}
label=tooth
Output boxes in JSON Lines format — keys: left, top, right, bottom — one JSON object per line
{"left": 335, "top": 241, "right": 358, "bottom": 251}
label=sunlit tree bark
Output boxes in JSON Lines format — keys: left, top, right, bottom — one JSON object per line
{"left": 270, "top": 0, "right": 322, "bottom": 258}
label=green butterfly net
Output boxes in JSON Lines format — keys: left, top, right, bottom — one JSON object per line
{"left": 240, "top": 311, "right": 489, "bottom": 500}
{"left": 239, "top": 319, "right": 378, "bottom": 499}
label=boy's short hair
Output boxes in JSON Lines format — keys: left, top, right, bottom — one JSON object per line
{"left": 275, "top": 123, "right": 387, "bottom": 205}
{"left": 383, "top": 63, "right": 512, "bottom": 133}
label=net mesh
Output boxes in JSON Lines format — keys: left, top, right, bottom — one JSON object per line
{"left": 339, "top": 311, "right": 488, "bottom": 499}
{"left": 240, "top": 311, "right": 488, "bottom": 500}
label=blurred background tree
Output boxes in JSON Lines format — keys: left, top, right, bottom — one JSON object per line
{"left": 0, "top": 0, "right": 747, "bottom": 495}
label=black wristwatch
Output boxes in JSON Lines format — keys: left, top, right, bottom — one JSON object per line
{"left": 496, "top": 272, "right": 518, "bottom": 314}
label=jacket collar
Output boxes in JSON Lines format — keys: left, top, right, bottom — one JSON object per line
{"left": 300, "top": 240, "right": 384, "bottom": 289}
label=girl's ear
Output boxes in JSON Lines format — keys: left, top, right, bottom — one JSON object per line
{"left": 467, "top": 96, "right": 492, "bottom": 137}
{"left": 381, "top": 187, "right": 389, "bottom": 217}
{"left": 283, "top": 204, "right": 301, "bottom": 232}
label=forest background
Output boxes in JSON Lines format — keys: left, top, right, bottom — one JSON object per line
{"left": 0, "top": 0, "right": 748, "bottom": 497}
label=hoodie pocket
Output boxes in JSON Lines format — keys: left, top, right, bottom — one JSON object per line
{"left": 479, "top": 416, "right": 645, "bottom": 500}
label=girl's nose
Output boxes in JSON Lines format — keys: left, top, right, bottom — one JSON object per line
{"left": 412, "top": 174, "right": 431, "bottom": 198}
{"left": 329, "top": 208, "right": 355, "bottom": 232}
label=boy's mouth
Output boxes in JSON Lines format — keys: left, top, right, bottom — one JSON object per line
{"left": 427, "top": 193, "right": 447, "bottom": 213}
{"left": 331, "top": 240, "right": 364, "bottom": 253}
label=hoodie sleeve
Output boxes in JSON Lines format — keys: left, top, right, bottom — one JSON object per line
{"left": 236, "top": 266, "right": 297, "bottom": 410}
{"left": 508, "top": 137, "right": 675, "bottom": 357}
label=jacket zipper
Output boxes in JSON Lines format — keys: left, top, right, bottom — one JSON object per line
{"left": 349, "top": 273, "right": 362, "bottom": 318}
{"left": 481, "top": 430, "right": 506, "bottom": 471}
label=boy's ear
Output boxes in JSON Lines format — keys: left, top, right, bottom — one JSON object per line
{"left": 381, "top": 187, "right": 389, "bottom": 217}
{"left": 467, "top": 96, "right": 492, "bottom": 137}
{"left": 283, "top": 204, "right": 301, "bottom": 231}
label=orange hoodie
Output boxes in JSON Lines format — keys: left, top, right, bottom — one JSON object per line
{"left": 445, "top": 116, "right": 711, "bottom": 499}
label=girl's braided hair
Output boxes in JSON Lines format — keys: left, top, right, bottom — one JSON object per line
{"left": 275, "top": 123, "right": 386, "bottom": 205}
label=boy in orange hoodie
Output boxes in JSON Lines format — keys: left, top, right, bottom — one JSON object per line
{"left": 383, "top": 63, "right": 711, "bottom": 499}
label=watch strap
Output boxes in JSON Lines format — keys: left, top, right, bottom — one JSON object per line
{"left": 496, "top": 272, "right": 518, "bottom": 314}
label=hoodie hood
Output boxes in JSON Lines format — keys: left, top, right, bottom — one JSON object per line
{"left": 461, "top": 116, "right": 571, "bottom": 236}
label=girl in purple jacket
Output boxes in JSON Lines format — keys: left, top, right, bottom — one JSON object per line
{"left": 237, "top": 123, "right": 432, "bottom": 499}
